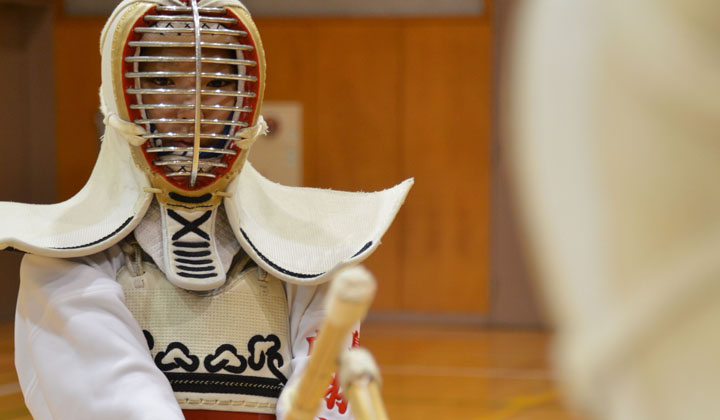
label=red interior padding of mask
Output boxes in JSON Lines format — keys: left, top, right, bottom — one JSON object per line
{"left": 121, "top": 6, "right": 261, "bottom": 191}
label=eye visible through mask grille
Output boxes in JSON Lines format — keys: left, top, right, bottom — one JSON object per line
{"left": 123, "top": 0, "right": 260, "bottom": 190}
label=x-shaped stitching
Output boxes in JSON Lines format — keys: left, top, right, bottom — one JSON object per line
{"left": 168, "top": 210, "right": 211, "bottom": 241}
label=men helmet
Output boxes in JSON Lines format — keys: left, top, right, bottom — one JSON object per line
{"left": 108, "top": 0, "right": 266, "bottom": 209}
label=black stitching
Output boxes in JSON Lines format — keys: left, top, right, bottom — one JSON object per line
{"left": 352, "top": 241, "right": 373, "bottom": 258}
{"left": 177, "top": 265, "right": 215, "bottom": 272}
{"left": 178, "top": 272, "right": 218, "bottom": 279}
{"left": 169, "top": 192, "right": 213, "bottom": 204}
{"left": 166, "top": 203, "right": 215, "bottom": 210}
{"left": 247, "top": 334, "right": 287, "bottom": 383}
{"left": 173, "top": 241, "right": 210, "bottom": 248}
{"left": 168, "top": 210, "right": 211, "bottom": 241}
{"left": 173, "top": 249, "right": 212, "bottom": 257}
{"left": 155, "top": 342, "right": 199, "bottom": 372}
{"left": 239, "top": 229, "right": 372, "bottom": 280}
{"left": 174, "top": 250, "right": 212, "bottom": 257}
{"left": 175, "top": 258, "right": 213, "bottom": 265}
{"left": 143, "top": 330, "right": 154, "bottom": 350}
{"left": 165, "top": 372, "right": 283, "bottom": 398}
{"left": 51, "top": 217, "right": 134, "bottom": 250}
{"left": 239, "top": 229, "right": 323, "bottom": 279}
{"left": 204, "top": 344, "right": 247, "bottom": 374}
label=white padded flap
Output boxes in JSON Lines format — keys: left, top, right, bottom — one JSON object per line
{"left": 225, "top": 163, "right": 412, "bottom": 284}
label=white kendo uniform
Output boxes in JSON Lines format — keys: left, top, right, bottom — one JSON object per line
{"left": 15, "top": 203, "right": 354, "bottom": 420}
{"left": 5, "top": 0, "right": 412, "bottom": 419}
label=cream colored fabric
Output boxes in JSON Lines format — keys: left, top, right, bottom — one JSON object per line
{"left": 118, "top": 261, "right": 292, "bottom": 413}
{"left": 226, "top": 164, "right": 413, "bottom": 284}
{"left": 135, "top": 200, "right": 242, "bottom": 290}
{"left": 510, "top": 1, "right": 720, "bottom": 419}
{"left": 0, "top": 132, "right": 152, "bottom": 256}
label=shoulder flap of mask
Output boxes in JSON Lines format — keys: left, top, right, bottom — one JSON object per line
{"left": 224, "top": 163, "right": 413, "bottom": 285}
{"left": 0, "top": 130, "right": 153, "bottom": 258}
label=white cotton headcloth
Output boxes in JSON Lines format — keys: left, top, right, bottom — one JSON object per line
{"left": 135, "top": 200, "right": 241, "bottom": 279}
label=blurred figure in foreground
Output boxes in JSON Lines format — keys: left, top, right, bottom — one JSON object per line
{"left": 508, "top": 1, "right": 720, "bottom": 419}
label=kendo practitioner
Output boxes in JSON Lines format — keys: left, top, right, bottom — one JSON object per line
{"left": 4, "top": 1, "right": 412, "bottom": 419}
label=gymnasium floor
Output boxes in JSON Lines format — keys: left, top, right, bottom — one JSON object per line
{"left": 0, "top": 322, "right": 585, "bottom": 420}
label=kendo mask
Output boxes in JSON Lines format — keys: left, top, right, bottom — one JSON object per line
{"left": 104, "top": 0, "right": 266, "bottom": 210}
{"left": 100, "top": 0, "right": 268, "bottom": 291}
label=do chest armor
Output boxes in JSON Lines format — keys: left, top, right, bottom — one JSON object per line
{"left": 117, "top": 258, "right": 291, "bottom": 414}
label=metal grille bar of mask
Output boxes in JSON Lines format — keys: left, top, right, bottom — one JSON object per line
{"left": 124, "top": 1, "right": 258, "bottom": 189}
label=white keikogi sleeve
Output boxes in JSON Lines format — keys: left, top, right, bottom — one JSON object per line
{"left": 277, "top": 282, "right": 358, "bottom": 420}
{"left": 14, "top": 247, "right": 184, "bottom": 420}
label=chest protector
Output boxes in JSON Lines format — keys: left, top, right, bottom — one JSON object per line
{"left": 117, "top": 259, "right": 291, "bottom": 414}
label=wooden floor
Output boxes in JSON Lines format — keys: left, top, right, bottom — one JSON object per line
{"left": 0, "top": 322, "right": 584, "bottom": 420}
{"left": 0, "top": 324, "right": 29, "bottom": 420}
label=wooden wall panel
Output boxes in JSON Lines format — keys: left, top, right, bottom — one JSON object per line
{"left": 254, "top": 19, "right": 319, "bottom": 179}
{"left": 313, "top": 22, "right": 405, "bottom": 310}
{"left": 0, "top": 4, "right": 56, "bottom": 322}
{"left": 54, "top": 17, "right": 106, "bottom": 200}
{"left": 401, "top": 20, "right": 492, "bottom": 313}
{"left": 313, "top": 22, "right": 404, "bottom": 190}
